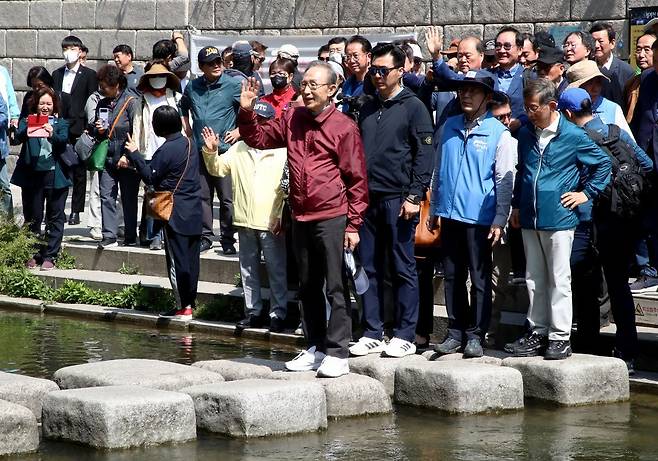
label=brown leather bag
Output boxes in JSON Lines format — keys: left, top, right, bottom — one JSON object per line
{"left": 146, "top": 138, "right": 191, "bottom": 221}
{"left": 414, "top": 190, "right": 441, "bottom": 247}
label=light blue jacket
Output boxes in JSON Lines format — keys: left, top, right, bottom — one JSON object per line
{"left": 431, "top": 112, "right": 513, "bottom": 227}
{"left": 0, "top": 96, "right": 7, "bottom": 159}
{"left": 0, "top": 66, "right": 19, "bottom": 120}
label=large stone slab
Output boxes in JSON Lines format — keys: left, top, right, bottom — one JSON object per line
{"left": 348, "top": 354, "right": 427, "bottom": 396}
{"left": 271, "top": 371, "right": 392, "bottom": 418}
{"left": 181, "top": 379, "right": 327, "bottom": 437}
{"left": 0, "top": 400, "right": 39, "bottom": 456}
{"left": 395, "top": 361, "right": 524, "bottom": 413}
{"left": 501, "top": 354, "right": 630, "bottom": 405}
{"left": 54, "top": 359, "right": 224, "bottom": 391}
{"left": 421, "top": 349, "right": 508, "bottom": 366}
{"left": 192, "top": 358, "right": 285, "bottom": 381}
{"left": 0, "top": 371, "right": 59, "bottom": 421}
{"left": 42, "top": 385, "right": 196, "bottom": 449}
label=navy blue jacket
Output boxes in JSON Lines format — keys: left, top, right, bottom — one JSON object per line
{"left": 631, "top": 69, "right": 658, "bottom": 170}
{"left": 128, "top": 133, "right": 202, "bottom": 236}
{"left": 358, "top": 88, "right": 434, "bottom": 198}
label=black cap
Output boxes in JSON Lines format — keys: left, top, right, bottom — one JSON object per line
{"left": 533, "top": 31, "right": 556, "bottom": 50}
{"left": 537, "top": 46, "right": 565, "bottom": 65}
{"left": 198, "top": 46, "right": 222, "bottom": 64}
{"left": 484, "top": 39, "right": 496, "bottom": 56}
{"left": 446, "top": 70, "right": 496, "bottom": 93}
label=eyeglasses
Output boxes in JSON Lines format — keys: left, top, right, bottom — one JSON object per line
{"left": 495, "top": 42, "right": 515, "bottom": 51}
{"left": 318, "top": 57, "right": 329, "bottom": 61}
{"left": 562, "top": 42, "right": 579, "bottom": 50}
{"left": 299, "top": 81, "right": 330, "bottom": 91}
{"left": 254, "top": 56, "right": 265, "bottom": 63}
{"left": 368, "top": 66, "right": 397, "bottom": 77}
{"left": 345, "top": 53, "right": 364, "bottom": 61}
{"left": 495, "top": 112, "right": 512, "bottom": 122}
{"left": 524, "top": 104, "right": 546, "bottom": 113}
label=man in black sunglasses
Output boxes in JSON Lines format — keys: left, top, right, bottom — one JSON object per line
{"left": 350, "top": 43, "right": 433, "bottom": 359}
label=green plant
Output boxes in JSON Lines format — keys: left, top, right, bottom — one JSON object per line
{"left": 0, "top": 267, "right": 53, "bottom": 299}
{"left": 118, "top": 262, "right": 140, "bottom": 275}
{"left": 55, "top": 250, "right": 77, "bottom": 270}
{"left": 0, "top": 220, "right": 41, "bottom": 269}
{"left": 195, "top": 296, "right": 244, "bottom": 322}
{"left": 234, "top": 273, "right": 242, "bottom": 288}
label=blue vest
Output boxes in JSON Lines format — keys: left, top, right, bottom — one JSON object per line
{"left": 433, "top": 112, "right": 508, "bottom": 225}
{"left": 592, "top": 97, "right": 617, "bottom": 126}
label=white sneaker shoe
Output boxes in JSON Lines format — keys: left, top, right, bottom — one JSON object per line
{"left": 316, "top": 355, "right": 349, "bottom": 378}
{"left": 349, "top": 337, "right": 385, "bottom": 356}
{"left": 285, "top": 346, "right": 326, "bottom": 372}
{"left": 383, "top": 337, "right": 416, "bottom": 358}
{"left": 89, "top": 227, "right": 102, "bottom": 241}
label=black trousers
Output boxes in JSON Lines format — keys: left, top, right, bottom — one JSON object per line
{"left": 199, "top": 154, "right": 235, "bottom": 246}
{"left": 441, "top": 218, "right": 493, "bottom": 342}
{"left": 163, "top": 226, "right": 201, "bottom": 309}
{"left": 22, "top": 184, "right": 68, "bottom": 261}
{"left": 415, "top": 248, "right": 440, "bottom": 339}
{"left": 68, "top": 135, "right": 86, "bottom": 213}
{"left": 292, "top": 215, "right": 351, "bottom": 358}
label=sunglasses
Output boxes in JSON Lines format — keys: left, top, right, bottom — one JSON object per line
{"left": 368, "top": 66, "right": 397, "bottom": 77}
{"left": 318, "top": 57, "right": 329, "bottom": 62}
{"left": 495, "top": 42, "right": 515, "bottom": 51}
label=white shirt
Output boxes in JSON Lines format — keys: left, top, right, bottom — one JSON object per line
{"left": 62, "top": 63, "right": 81, "bottom": 94}
{"left": 535, "top": 113, "right": 561, "bottom": 154}
{"left": 143, "top": 93, "right": 168, "bottom": 160}
{"left": 602, "top": 53, "right": 614, "bottom": 71}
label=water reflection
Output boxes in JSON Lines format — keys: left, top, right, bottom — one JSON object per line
{"left": 2, "top": 310, "right": 658, "bottom": 461}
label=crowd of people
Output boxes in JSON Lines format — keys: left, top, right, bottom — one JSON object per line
{"left": 0, "top": 20, "right": 657, "bottom": 378}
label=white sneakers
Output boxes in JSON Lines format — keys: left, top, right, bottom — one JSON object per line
{"left": 285, "top": 346, "right": 326, "bottom": 372}
{"left": 383, "top": 338, "right": 416, "bottom": 358}
{"left": 349, "top": 337, "right": 385, "bottom": 356}
{"left": 284, "top": 346, "right": 349, "bottom": 378}
{"left": 316, "top": 356, "right": 349, "bottom": 378}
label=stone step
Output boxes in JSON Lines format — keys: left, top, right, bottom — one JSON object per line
{"left": 181, "top": 379, "right": 328, "bottom": 437}
{"left": 0, "top": 371, "right": 59, "bottom": 422}
{"left": 501, "top": 354, "right": 630, "bottom": 406}
{"left": 54, "top": 358, "right": 225, "bottom": 391}
{"left": 192, "top": 358, "right": 286, "bottom": 381}
{"left": 0, "top": 400, "right": 39, "bottom": 456}
{"left": 42, "top": 385, "right": 197, "bottom": 449}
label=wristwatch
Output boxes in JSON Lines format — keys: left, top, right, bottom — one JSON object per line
{"left": 405, "top": 194, "right": 421, "bottom": 205}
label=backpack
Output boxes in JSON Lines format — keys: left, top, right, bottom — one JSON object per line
{"left": 584, "top": 123, "right": 648, "bottom": 219}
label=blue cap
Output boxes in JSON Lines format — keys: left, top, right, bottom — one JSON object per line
{"left": 253, "top": 101, "right": 276, "bottom": 119}
{"left": 558, "top": 88, "right": 591, "bottom": 111}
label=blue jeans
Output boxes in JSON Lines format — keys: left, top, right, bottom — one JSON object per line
{"left": 0, "top": 158, "right": 13, "bottom": 217}
{"left": 237, "top": 227, "right": 287, "bottom": 319}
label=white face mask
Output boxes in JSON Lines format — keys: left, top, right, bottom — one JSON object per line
{"left": 149, "top": 77, "right": 167, "bottom": 89}
{"left": 63, "top": 50, "right": 80, "bottom": 65}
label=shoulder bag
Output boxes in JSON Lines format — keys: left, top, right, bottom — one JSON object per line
{"left": 87, "top": 96, "right": 134, "bottom": 172}
{"left": 146, "top": 138, "right": 191, "bottom": 222}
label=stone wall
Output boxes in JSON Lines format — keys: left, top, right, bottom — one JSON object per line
{"left": 0, "top": 0, "right": 654, "bottom": 93}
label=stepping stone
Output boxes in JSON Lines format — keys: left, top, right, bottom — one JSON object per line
{"left": 54, "top": 359, "right": 224, "bottom": 391}
{"left": 0, "top": 371, "right": 59, "bottom": 421}
{"left": 42, "top": 385, "right": 196, "bottom": 449}
{"left": 348, "top": 354, "right": 427, "bottom": 396}
{"left": 181, "top": 379, "right": 327, "bottom": 437}
{"left": 501, "top": 354, "right": 630, "bottom": 405}
{"left": 0, "top": 400, "right": 39, "bottom": 456}
{"left": 192, "top": 358, "right": 285, "bottom": 381}
{"left": 271, "top": 371, "right": 392, "bottom": 418}
{"left": 421, "top": 350, "right": 505, "bottom": 366}
{"left": 395, "top": 361, "right": 524, "bottom": 413}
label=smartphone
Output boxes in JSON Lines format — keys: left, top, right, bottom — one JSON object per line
{"left": 98, "top": 108, "right": 110, "bottom": 129}
{"left": 48, "top": 116, "right": 55, "bottom": 125}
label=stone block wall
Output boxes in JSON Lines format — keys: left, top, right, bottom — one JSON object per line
{"left": 0, "top": 0, "right": 650, "bottom": 94}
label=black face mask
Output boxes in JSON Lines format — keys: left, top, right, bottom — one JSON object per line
{"left": 270, "top": 75, "right": 288, "bottom": 89}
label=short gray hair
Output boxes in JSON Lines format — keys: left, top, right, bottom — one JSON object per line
{"left": 523, "top": 78, "right": 558, "bottom": 105}
{"left": 304, "top": 60, "right": 338, "bottom": 85}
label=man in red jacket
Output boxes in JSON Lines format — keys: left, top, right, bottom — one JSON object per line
{"left": 238, "top": 61, "right": 369, "bottom": 378}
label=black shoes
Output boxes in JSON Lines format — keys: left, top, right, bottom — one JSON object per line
{"left": 68, "top": 212, "right": 80, "bottom": 225}
{"left": 199, "top": 238, "right": 213, "bottom": 253}
{"left": 434, "top": 337, "right": 462, "bottom": 355}
{"left": 463, "top": 338, "right": 484, "bottom": 358}
{"left": 222, "top": 244, "right": 237, "bottom": 255}
{"left": 544, "top": 340, "right": 572, "bottom": 360}
{"left": 236, "top": 315, "right": 263, "bottom": 330}
{"left": 122, "top": 238, "right": 138, "bottom": 247}
{"left": 269, "top": 315, "right": 285, "bottom": 333}
{"left": 506, "top": 331, "right": 548, "bottom": 357}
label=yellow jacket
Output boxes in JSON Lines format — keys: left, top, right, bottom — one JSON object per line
{"left": 202, "top": 141, "right": 286, "bottom": 231}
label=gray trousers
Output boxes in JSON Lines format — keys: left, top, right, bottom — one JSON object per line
{"left": 99, "top": 167, "right": 140, "bottom": 241}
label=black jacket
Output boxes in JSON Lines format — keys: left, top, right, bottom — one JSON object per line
{"left": 358, "top": 87, "right": 434, "bottom": 198}
{"left": 128, "top": 133, "right": 202, "bottom": 236}
{"left": 93, "top": 90, "right": 138, "bottom": 167}
{"left": 52, "top": 64, "right": 98, "bottom": 139}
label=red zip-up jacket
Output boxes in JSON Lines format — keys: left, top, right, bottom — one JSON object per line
{"left": 238, "top": 103, "right": 368, "bottom": 232}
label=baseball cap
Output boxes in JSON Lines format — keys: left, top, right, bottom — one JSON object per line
{"left": 409, "top": 43, "right": 423, "bottom": 59}
{"left": 253, "top": 100, "right": 276, "bottom": 119}
{"left": 537, "top": 46, "right": 565, "bottom": 65}
{"left": 558, "top": 88, "right": 591, "bottom": 112}
{"left": 484, "top": 39, "right": 496, "bottom": 56}
{"left": 533, "top": 31, "right": 556, "bottom": 50}
{"left": 198, "top": 46, "right": 221, "bottom": 64}
{"left": 278, "top": 44, "right": 299, "bottom": 60}
{"left": 232, "top": 40, "right": 252, "bottom": 57}
{"left": 446, "top": 69, "right": 496, "bottom": 93}
{"left": 344, "top": 250, "right": 369, "bottom": 295}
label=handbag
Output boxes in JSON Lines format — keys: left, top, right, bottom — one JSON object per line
{"left": 146, "top": 138, "right": 191, "bottom": 222}
{"left": 59, "top": 144, "right": 79, "bottom": 168}
{"left": 414, "top": 190, "right": 441, "bottom": 247}
{"left": 74, "top": 131, "right": 95, "bottom": 162}
{"left": 86, "top": 96, "right": 134, "bottom": 172}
